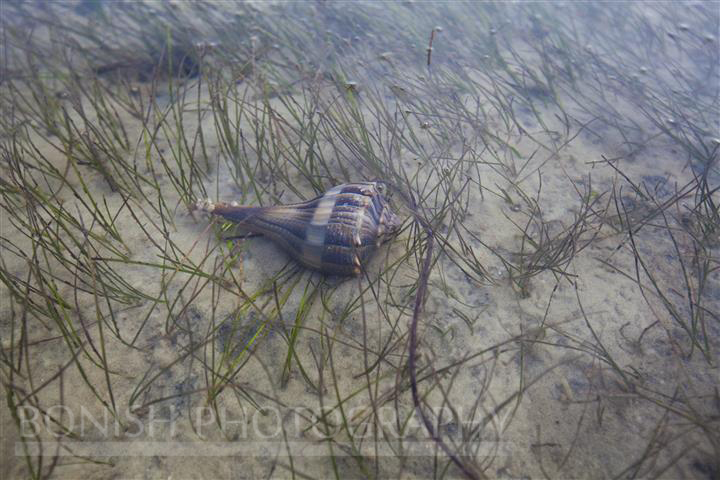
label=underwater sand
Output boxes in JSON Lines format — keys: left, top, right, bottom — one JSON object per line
{"left": 1, "top": 1, "right": 718, "bottom": 479}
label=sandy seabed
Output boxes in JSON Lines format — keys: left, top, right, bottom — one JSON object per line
{"left": 1, "top": 1, "right": 718, "bottom": 479}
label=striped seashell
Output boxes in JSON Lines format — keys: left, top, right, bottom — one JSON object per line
{"left": 195, "top": 182, "right": 402, "bottom": 275}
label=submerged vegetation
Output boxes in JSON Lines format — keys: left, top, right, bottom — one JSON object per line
{"left": 1, "top": 1, "right": 718, "bottom": 479}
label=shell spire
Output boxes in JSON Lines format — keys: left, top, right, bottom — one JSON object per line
{"left": 195, "top": 182, "right": 402, "bottom": 275}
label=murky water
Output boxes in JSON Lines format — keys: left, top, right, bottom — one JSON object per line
{"left": 1, "top": 2, "right": 718, "bottom": 479}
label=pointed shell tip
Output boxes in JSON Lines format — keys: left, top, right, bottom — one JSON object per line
{"left": 194, "top": 198, "right": 216, "bottom": 213}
